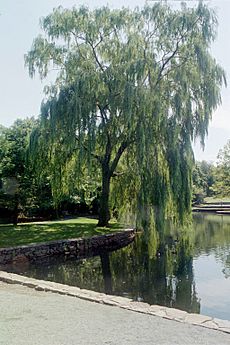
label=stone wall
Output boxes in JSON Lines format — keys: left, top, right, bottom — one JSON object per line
{"left": 0, "top": 229, "right": 135, "bottom": 265}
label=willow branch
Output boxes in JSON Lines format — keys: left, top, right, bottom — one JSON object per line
{"left": 76, "top": 137, "right": 102, "bottom": 163}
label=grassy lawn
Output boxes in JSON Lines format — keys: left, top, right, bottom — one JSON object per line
{"left": 204, "top": 197, "right": 230, "bottom": 204}
{"left": 0, "top": 217, "right": 124, "bottom": 248}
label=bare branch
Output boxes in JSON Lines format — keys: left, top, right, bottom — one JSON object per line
{"left": 154, "top": 15, "right": 201, "bottom": 88}
{"left": 97, "top": 103, "right": 109, "bottom": 124}
{"left": 88, "top": 40, "right": 105, "bottom": 72}
{"left": 155, "top": 41, "right": 180, "bottom": 87}
{"left": 110, "top": 137, "right": 136, "bottom": 176}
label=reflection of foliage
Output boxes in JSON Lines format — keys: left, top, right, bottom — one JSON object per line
{"left": 193, "top": 213, "right": 230, "bottom": 279}
{"left": 109, "top": 233, "right": 200, "bottom": 313}
{"left": 222, "top": 254, "right": 230, "bottom": 279}
{"left": 193, "top": 214, "right": 230, "bottom": 255}
{"left": 10, "top": 255, "right": 105, "bottom": 292}
{"left": 7, "top": 227, "right": 200, "bottom": 314}
{"left": 7, "top": 214, "right": 230, "bottom": 314}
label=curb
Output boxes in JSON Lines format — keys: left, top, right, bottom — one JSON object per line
{"left": 0, "top": 270, "right": 230, "bottom": 335}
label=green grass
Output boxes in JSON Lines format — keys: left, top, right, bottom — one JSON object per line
{"left": 0, "top": 217, "right": 124, "bottom": 248}
{"left": 204, "top": 196, "right": 230, "bottom": 204}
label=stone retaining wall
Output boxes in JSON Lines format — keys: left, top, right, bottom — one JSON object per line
{"left": 0, "top": 229, "right": 135, "bottom": 265}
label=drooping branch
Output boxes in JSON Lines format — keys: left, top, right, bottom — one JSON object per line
{"left": 76, "top": 137, "right": 102, "bottom": 164}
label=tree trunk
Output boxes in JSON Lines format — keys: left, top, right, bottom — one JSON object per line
{"left": 98, "top": 165, "right": 111, "bottom": 227}
{"left": 100, "top": 252, "right": 112, "bottom": 294}
{"left": 97, "top": 138, "right": 129, "bottom": 227}
{"left": 12, "top": 196, "right": 19, "bottom": 226}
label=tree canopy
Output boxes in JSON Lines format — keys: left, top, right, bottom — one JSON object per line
{"left": 0, "top": 119, "right": 35, "bottom": 223}
{"left": 212, "top": 140, "right": 230, "bottom": 197}
{"left": 0, "top": 119, "right": 54, "bottom": 223}
{"left": 25, "top": 3, "right": 226, "bottom": 231}
{"left": 192, "top": 160, "right": 215, "bottom": 203}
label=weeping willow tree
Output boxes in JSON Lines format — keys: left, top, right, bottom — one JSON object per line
{"left": 26, "top": 3, "right": 225, "bottom": 229}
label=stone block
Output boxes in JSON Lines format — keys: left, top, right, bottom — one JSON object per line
{"left": 185, "top": 313, "right": 212, "bottom": 325}
{"left": 164, "top": 307, "right": 187, "bottom": 321}
{"left": 213, "top": 318, "right": 230, "bottom": 330}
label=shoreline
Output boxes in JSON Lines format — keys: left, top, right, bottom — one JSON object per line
{"left": 0, "top": 270, "right": 230, "bottom": 335}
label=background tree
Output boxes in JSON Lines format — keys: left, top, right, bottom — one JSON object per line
{"left": 26, "top": 3, "right": 225, "bottom": 229}
{"left": 212, "top": 140, "right": 230, "bottom": 197}
{"left": 192, "top": 160, "right": 215, "bottom": 204}
{"left": 0, "top": 119, "right": 54, "bottom": 223}
{"left": 0, "top": 119, "right": 34, "bottom": 223}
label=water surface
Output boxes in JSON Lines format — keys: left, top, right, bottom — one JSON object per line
{"left": 3, "top": 213, "right": 230, "bottom": 320}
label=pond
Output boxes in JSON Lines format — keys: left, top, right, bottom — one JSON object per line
{"left": 3, "top": 213, "right": 230, "bottom": 320}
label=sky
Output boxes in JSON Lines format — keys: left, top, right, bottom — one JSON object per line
{"left": 0, "top": 0, "right": 229, "bottom": 162}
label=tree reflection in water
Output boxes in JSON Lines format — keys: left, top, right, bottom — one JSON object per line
{"left": 108, "top": 233, "right": 200, "bottom": 313}
{"left": 4, "top": 214, "right": 230, "bottom": 315}
{"left": 100, "top": 253, "right": 112, "bottom": 294}
{"left": 5, "top": 230, "right": 200, "bottom": 314}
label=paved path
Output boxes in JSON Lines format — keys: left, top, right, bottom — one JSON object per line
{"left": 0, "top": 282, "right": 230, "bottom": 345}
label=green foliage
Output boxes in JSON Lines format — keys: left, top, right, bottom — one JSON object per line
{"left": 0, "top": 119, "right": 54, "bottom": 220}
{"left": 0, "top": 119, "right": 34, "bottom": 219}
{"left": 25, "top": 3, "right": 225, "bottom": 232}
{"left": 192, "top": 160, "right": 215, "bottom": 203}
{"left": 212, "top": 140, "right": 230, "bottom": 197}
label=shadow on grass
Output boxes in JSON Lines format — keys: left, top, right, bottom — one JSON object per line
{"left": 0, "top": 217, "right": 124, "bottom": 248}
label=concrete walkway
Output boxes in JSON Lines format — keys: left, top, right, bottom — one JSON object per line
{"left": 0, "top": 282, "right": 230, "bottom": 345}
